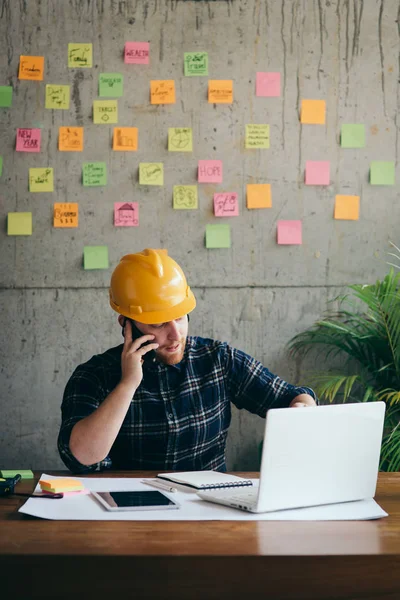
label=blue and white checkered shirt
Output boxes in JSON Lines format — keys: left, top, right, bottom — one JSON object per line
{"left": 58, "top": 336, "right": 316, "bottom": 473}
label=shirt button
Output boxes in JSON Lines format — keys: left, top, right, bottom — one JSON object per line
{"left": 168, "top": 413, "right": 173, "bottom": 420}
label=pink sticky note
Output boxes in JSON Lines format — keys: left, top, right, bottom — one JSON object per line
{"left": 213, "top": 193, "right": 239, "bottom": 217}
{"left": 198, "top": 160, "right": 223, "bottom": 183}
{"left": 256, "top": 72, "right": 281, "bottom": 97}
{"left": 16, "top": 128, "right": 41, "bottom": 152}
{"left": 124, "top": 42, "right": 149, "bottom": 64}
{"left": 277, "top": 220, "right": 302, "bottom": 245}
{"left": 114, "top": 202, "right": 139, "bottom": 226}
{"left": 305, "top": 161, "right": 330, "bottom": 185}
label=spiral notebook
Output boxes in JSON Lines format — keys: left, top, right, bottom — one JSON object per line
{"left": 156, "top": 471, "right": 253, "bottom": 491}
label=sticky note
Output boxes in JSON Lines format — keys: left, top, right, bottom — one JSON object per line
{"left": 113, "top": 127, "right": 138, "bottom": 151}
{"left": 206, "top": 224, "right": 231, "bottom": 248}
{"left": 305, "top": 161, "right": 330, "bottom": 185}
{"left": 370, "top": 161, "right": 395, "bottom": 185}
{"left": 277, "top": 220, "right": 302, "bottom": 245}
{"left": 184, "top": 52, "right": 208, "bottom": 76}
{"left": 0, "top": 86, "right": 13, "bottom": 107}
{"left": 29, "top": 168, "right": 54, "bottom": 192}
{"left": 99, "top": 73, "right": 124, "bottom": 97}
{"left": 59, "top": 127, "right": 84, "bottom": 151}
{"left": 139, "top": 163, "right": 164, "bottom": 185}
{"left": 68, "top": 43, "right": 93, "bottom": 68}
{"left": 16, "top": 128, "right": 41, "bottom": 152}
{"left": 54, "top": 203, "right": 78, "bottom": 228}
{"left": 40, "top": 478, "right": 84, "bottom": 491}
{"left": 168, "top": 128, "right": 193, "bottom": 152}
{"left": 19, "top": 55, "right": 44, "bottom": 81}
{"left": 341, "top": 124, "right": 365, "bottom": 148}
{"left": 334, "top": 195, "right": 360, "bottom": 220}
{"left": 198, "top": 160, "right": 223, "bottom": 183}
{"left": 246, "top": 184, "right": 272, "bottom": 209}
{"left": 7, "top": 212, "right": 32, "bottom": 235}
{"left": 125, "top": 42, "right": 150, "bottom": 64}
{"left": 45, "top": 85, "right": 70, "bottom": 109}
{"left": 245, "top": 124, "right": 270, "bottom": 149}
{"left": 208, "top": 80, "right": 233, "bottom": 103}
{"left": 301, "top": 99, "right": 326, "bottom": 124}
{"left": 214, "top": 193, "right": 239, "bottom": 217}
{"left": 256, "top": 72, "right": 280, "bottom": 97}
{"left": 83, "top": 162, "right": 107, "bottom": 186}
{"left": 150, "top": 80, "right": 175, "bottom": 104}
{"left": 114, "top": 202, "right": 139, "bottom": 226}
{"left": 173, "top": 185, "right": 198, "bottom": 209}
{"left": 0, "top": 156, "right": 3, "bottom": 177}
{"left": 93, "top": 100, "right": 118, "bottom": 124}
{"left": 1, "top": 469, "right": 34, "bottom": 478}
{"left": 84, "top": 246, "right": 109, "bottom": 270}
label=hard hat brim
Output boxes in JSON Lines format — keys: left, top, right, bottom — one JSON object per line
{"left": 110, "top": 288, "right": 196, "bottom": 325}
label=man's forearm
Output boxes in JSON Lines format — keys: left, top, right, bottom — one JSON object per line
{"left": 69, "top": 382, "right": 136, "bottom": 466}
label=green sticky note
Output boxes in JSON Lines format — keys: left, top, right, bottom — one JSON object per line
{"left": 99, "top": 73, "right": 123, "bottom": 97}
{"left": 0, "top": 156, "right": 3, "bottom": 177}
{"left": 68, "top": 43, "right": 93, "bottom": 68}
{"left": 29, "top": 168, "right": 54, "bottom": 192}
{"left": 139, "top": 162, "right": 164, "bottom": 185}
{"left": 206, "top": 224, "right": 231, "bottom": 249}
{"left": 93, "top": 100, "right": 118, "bottom": 124}
{"left": 0, "top": 469, "right": 34, "bottom": 479}
{"left": 0, "top": 85, "right": 13, "bottom": 107}
{"left": 83, "top": 162, "right": 107, "bottom": 186}
{"left": 341, "top": 124, "right": 365, "bottom": 148}
{"left": 8, "top": 212, "right": 32, "bottom": 235}
{"left": 84, "top": 246, "right": 109, "bottom": 270}
{"left": 370, "top": 161, "right": 395, "bottom": 185}
{"left": 45, "top": 85, "right": 70, "bottom": 109}
{"left": 184, "top": 52, "right": 208, "bottom": 76}
{"left": 173, "top": 185, "right": 198, "bottom": 209}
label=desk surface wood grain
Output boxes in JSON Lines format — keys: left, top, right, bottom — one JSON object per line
{"left": 2, "top": 471, "right": 400, "bottom": 600}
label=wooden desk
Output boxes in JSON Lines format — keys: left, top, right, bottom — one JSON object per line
{"left": 1, "top": 472, "right": 400, "bottom": 599}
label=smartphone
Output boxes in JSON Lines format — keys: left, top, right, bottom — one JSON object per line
{"left": 91, "top": 490, "right": 180, "bottom": 511}
{"left": 123, "top": 317, "right": 156, "bottom": 363}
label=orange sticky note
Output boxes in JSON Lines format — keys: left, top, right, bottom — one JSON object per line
{"left": 40, "top": 478, "right": 83, "bottom": 490}
{"left": 54, "top": 203, "right": 78, "bottom": 228}
{"left": 247, "top": 184, "right": 272, "bottom": 209}
{"left": 19, "top": 55, "right": 44, "bottom": 81}
{"left": 208, "top": 80, "right": 233, "bottom": 104}
{"left": 334, "top": 195, "right": 360, "bottom": 220}
{"left": 59, "top": 127, "right": 84, "bottom": 151}
{"left": 150, "top": 80, "right": 175, "bottom": 104}
{"left": 113, "top": 127, "right": 138, "bottom": 151}
{"left": 300, "top": 99, "right": 326, "bottom": 124}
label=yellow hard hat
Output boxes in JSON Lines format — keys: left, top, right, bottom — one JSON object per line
{"left": 109, "top": 248, "right": 196, "bottom": 324}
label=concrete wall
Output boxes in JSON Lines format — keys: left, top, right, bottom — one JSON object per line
{"left": 1, "top": 0, "right": 399, "bottom": 470}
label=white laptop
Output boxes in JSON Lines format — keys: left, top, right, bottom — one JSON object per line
{"left": 197, "top": 402, "right": 386, "bottom": 513}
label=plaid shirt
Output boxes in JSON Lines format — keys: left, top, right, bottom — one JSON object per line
{"left": 58, "top": 336, "right": 316, "bottom": 473}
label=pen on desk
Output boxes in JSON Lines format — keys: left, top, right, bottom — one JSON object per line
{"left": 141, "top": 479, "right": 178, "bottom": 493}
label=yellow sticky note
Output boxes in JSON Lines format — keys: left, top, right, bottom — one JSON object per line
{"left": 301, "top": 99, "right": 326, "bottom": 124}
{"left": 139, "top": 163, "right": 164, "bottom": 185}
{"left": 8, "top": 212, "right": 32, "bottom": 235}
{"left": 29, "top": 168, "right": 54, "bottom": 192}
{"left": 173, "top": 185, "right": 198, "bottom": 209}
{"left": 59, "top": 127, "right": 84, "bottom": 151}
{"left": 45, "top": 85, "right": 70, "bottom": 109}
{"left": 113, "top": 127, "right": 138, "bottom": 151}
{"left": 150, "top": 80, "right": 176, "bottom": 104}
{"left": 68, "top": 43, "right": 93, "bottom": 68}
{"left": 168, "top": 128, "right": 193, "bottom": 152}
{"left": 247, "top": 184, "right": 272, "bottom": 209}
{"left": 334, "top": 195, "right": 360, "bottom": 220}
{"left": 93, "top": 100, "right": 118, "bottom": 124}
{"left": 245, "top": 125, "right": 270, "bottom": 149}
{"left": 54, "top": 203, "right": 78, "bottom": 228}
{"left": 208, "top": 80, "right": 233, "bottom": 103}
{"left": 19, "top": 55, "right": 44, "bottom": 81}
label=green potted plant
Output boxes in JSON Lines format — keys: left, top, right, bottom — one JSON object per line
{"left": 288, "top": 247, "right": 400, "bottom": 471}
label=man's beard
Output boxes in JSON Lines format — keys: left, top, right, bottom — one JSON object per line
{"left": 156, "top": 336, "right": 187, "bottom": 365}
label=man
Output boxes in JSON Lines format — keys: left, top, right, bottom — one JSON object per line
{"left": 58, "top": 248, "right": 316, "bottom": 473}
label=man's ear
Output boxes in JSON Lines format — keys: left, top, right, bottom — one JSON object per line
{"left": 118, "top": 315, "right": 125, "bottom": 327}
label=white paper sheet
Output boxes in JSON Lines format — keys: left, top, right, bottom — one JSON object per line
{"left": 18, "top": 474, "right": 388, "bottom": 521}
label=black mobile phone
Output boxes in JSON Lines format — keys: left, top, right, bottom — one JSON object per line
{"left": 123, "top": 318, "right": 156, "bottom": 363}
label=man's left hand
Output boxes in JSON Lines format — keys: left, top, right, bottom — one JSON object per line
{"left": 289, "top": 394, "right": 317, "bottom": 408}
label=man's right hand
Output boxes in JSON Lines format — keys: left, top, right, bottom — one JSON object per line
{"left": 120, "top": 319, "right": 159, "bottom": 391}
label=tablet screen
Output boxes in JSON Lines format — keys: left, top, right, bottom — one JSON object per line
{"left": 95, "top": 490, "right": 177, "bottom": 508}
